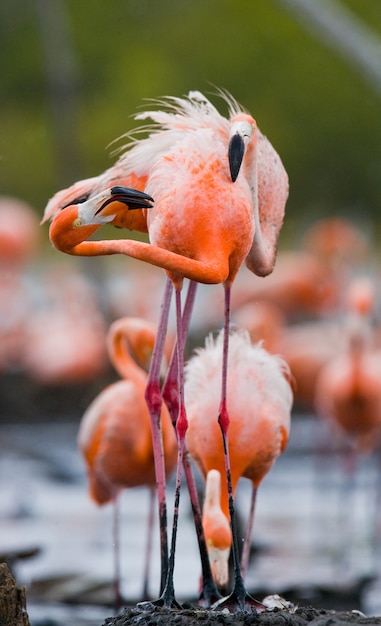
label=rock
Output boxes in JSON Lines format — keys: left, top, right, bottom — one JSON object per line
{"left": 0, "top": 562, "right": 31, "bottom": 626}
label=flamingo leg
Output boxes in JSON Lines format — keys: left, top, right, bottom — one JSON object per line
{"left": 214, "top": 286, "right": 265, "bottom": 613}
{"left": 337, "top": 442, "right": 358, "bottom": 574}
{"left": 141, "top": 487, "right": 156, "bottom": 601}
{"left": 183, "top": 450, "right": 221, "bottom": 607}
{"left": 112, "top": 494, "right": 123, "bottom": 611}
{"left": 161, "top": 279, "right": 198, "bottom": 425}
{"left": 240, "top": 485, "right": 258, "bottom": 581}
{"left": 162, "top": 280, "right": 221, "bottom": 608}
{"left": 144, "top": 277, "right": 173, "bottom": 594}
{"left": 157, "top": 287, "right": 188, "bottom": 608}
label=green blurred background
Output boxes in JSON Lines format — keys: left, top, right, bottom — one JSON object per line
{"left": 1, "top": 0, "right": 381, "bottom": 249}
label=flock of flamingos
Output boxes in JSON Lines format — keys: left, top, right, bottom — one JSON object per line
{"left": 2, "top": 91, "right": 381, "bottom": 614}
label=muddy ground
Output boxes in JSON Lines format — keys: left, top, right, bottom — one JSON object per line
{"left": 102, "top": 601, "right": 381, "bottom": 626}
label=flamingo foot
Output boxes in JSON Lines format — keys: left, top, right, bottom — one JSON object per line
{"left": 151, "top": 597, "right": 183, "bottom": 610}
{"left": 139, "top": 585, "right": 183, "bottom": 610}
{"left": 211, "top": 575, "right": 266, "bottom": 613}
{"left": 211, "top": 590, "right": 266, "bottom": 614}
{"left": 198, "top": 576, "right": 222, "bottom": 609}
{"left": 139, "top": 568, "right": 182, "bottom": 610}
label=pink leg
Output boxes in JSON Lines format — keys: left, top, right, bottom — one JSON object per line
{"left": 240, "top": 485, "right": 257, "bottom": 581}
{"left": 161, "top": 279, "right": 198, "bottom": 425}
{"left": 141, "top": 487, "right": 156, "bottom": 600}
{"left": 144, "top": 277, "right": 173, "bottom": 595}
{"left": 112, "top": 493, "right": 123, "bottom": 611}
{"left": 214, "top": 286, "right": 265, "bottom": 612}
{"left": 158, "top": 287, "right": 187, "bottom": 607}
{"left": 183, "top": 450, "right": 221, "bottom": 607}
{"left": 162, "top": 280, "right": 220, "bottom": 607}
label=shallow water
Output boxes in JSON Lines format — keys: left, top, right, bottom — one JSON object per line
{"left": 1, "top": 415, "right": 381, "bottom": 625}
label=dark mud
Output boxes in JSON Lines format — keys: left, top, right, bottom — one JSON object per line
{"left": 102, "top": 602, "right": 381, "bottom": 626}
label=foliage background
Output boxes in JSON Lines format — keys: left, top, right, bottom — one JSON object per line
{"left": 1, "top": 0, "right": 381, "bottom": 249}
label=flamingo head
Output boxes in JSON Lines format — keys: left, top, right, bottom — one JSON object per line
{"left": 49, "top": 205, "right": 100, "bottom": 252}
{"left": 202, "top": 469, "right": 232, "bottom": 589}
{"left": 228, "top": 114, "right": 256, "bottom": 182}
{"left": 49, "top": 186, "right": 153, "bottom": 252}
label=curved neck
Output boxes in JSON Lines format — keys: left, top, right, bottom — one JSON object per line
{"left": 107, "top": 324, "right": 147, "bottom": 385}
{"left": 244, "top": 138, "right": 287, "bottom": 277}
{"left": 55, "top": 238, "right": 230, "bottom": 288}
{"left": 245, "top": 144, "right": 273, "bottom": 276}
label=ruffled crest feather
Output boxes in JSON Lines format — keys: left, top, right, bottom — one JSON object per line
{"left": 112, "top": 90, "right": 246, "bottom": 179}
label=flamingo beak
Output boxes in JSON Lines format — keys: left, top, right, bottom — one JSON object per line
{"left": 73, "top": 187, "right": 153, "bottom": 226}
{"left": 228, "top": 120, "right": 253, "bottom": 182}
{"left": 208, "top": 545, "right": 230, "bottom": 589}
{"left": 95, "top": 186, "right": 154, "bottom": 215}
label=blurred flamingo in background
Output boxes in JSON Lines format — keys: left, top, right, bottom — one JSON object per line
{"left": 230, "top": 217, "right": 371, "bottom": 322}
{"left": 232, "top": 300, "right": 286, "bottom": 354}
{"left": 0, "top": 196, "right": 41, "bottom": 266}
{"left": 105, "top": 259, "right": 168, "bottom": 326}
{"left": 314, "top": 277, "right": 381, "bottom": 455}
{"left": 302, "top": 217, "right": 370, "bottom": 277}
{"left": 185, "top": 329, "right": 293, "bottom": 591}
{"left": 78, "top": 316, "right": 177, "bottom": 606}
{"left": 231, "top": 215, "right": 373, "bottom": 412}
{"left": 276, "top": 318, "right": 346, "bottom": 412}
{"left": 313, "top": 277, "right": 381, "bottom": 568}
{"left": 232, "top": 298, "right": 346, "bottom": 412}
{"left": 0, "top": 197, "right": 40, "bottom": 372}
{"left": 22, "top": 265, "right": 109, "bottom": 385}
{"left": 44, "top": 90, "right": 288, "bottom": 610}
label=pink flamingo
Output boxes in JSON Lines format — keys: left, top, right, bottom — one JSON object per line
{"left": 0, "top": 197, "right": 40, "bottom": 372}
{"left": 314, "top": 277, "right": 381, "bottom": 454}
{"left": 22, "top": 265, "right": 109, "bottom": 385}
{"left": 78, "top": 316, "right": 177, "bottom": 605}
{"left": 44, "top": 90, "right": 288, "bottom": 610}
{"left": 313, "top": 278, "right": 381, "bottom": 565}
{"left": 185, "top": 329, "right": 293, "bottom": 591}
{"left": 43, "top": 150, "right": 219, "bottom": 605}
{"left": 230, "top": 217, "right": 371, "bottom": 322}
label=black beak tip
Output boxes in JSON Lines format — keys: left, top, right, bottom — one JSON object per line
{"left": 228, "top": 133, "right": 245, "bottom": 183}
{"left": 110, "top": 186, "right": 154, "bottom": 209}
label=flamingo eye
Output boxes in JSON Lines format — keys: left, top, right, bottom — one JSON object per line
{"left": 73, "top": 218, "right": 82, "bottom": 228}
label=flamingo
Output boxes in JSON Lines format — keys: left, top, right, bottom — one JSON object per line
{"left": 313, "top": 278, "right": 381, "bottom": 568}
{"left": 0, "top": 196, "right": 40, "bottom": 267}
{"left": 22, "top": 265, "right": 109, "bottom": 385}
{"left": 314, "top": 277, "right": 381, "bottom": 454}
{"left": 184, "top": 329, "right": 293, "bottom": 592}
{"left": 232, "top": 300, "right": 347, "bottom": 412}
{"left": 43, "top": 136, "right": 219, "bottom": 607}
{"left": 0, "top": 197, "right": 40, "bottom": 372}
{"left": 44, "top": 90, "right": 289, "bottom": 610}
{"left": 230, "top": 217, "right": 371, "bottom": 322}
{"left": 78, "top": 316, "right": 178, "bottom": 606}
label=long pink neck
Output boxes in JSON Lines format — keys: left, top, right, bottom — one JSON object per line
{"left": 107, "top": 327, "right": 147, "bottom": 386}
{"left": 65, "top": 239, "right": 230, "bottom": 287}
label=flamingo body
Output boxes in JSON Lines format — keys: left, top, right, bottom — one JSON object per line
{"left": 0, "top": 196, "right": 40, "bottom": 265}
{"left": 46, "top": 91, "right": 288, "bottom": 286}
{"left": 314, "top": 278, "right": 381, "bottom": 451}
{"left": 78, "top": 316, "right": 177, "bottom": 504}
{"left": 79, "top": 380, "right": 156, "bottom": 503}
{"left": 185, "top": 330, "right": 293, "bottom": 585}
{"left": 144, "top": 128, "right": 254, "bottom": 287}
{"left": 315, "top": 353, "right": 381, "bottom": 444}
{"left": 185, "top": 330, "right": 292, "bottom": 505}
